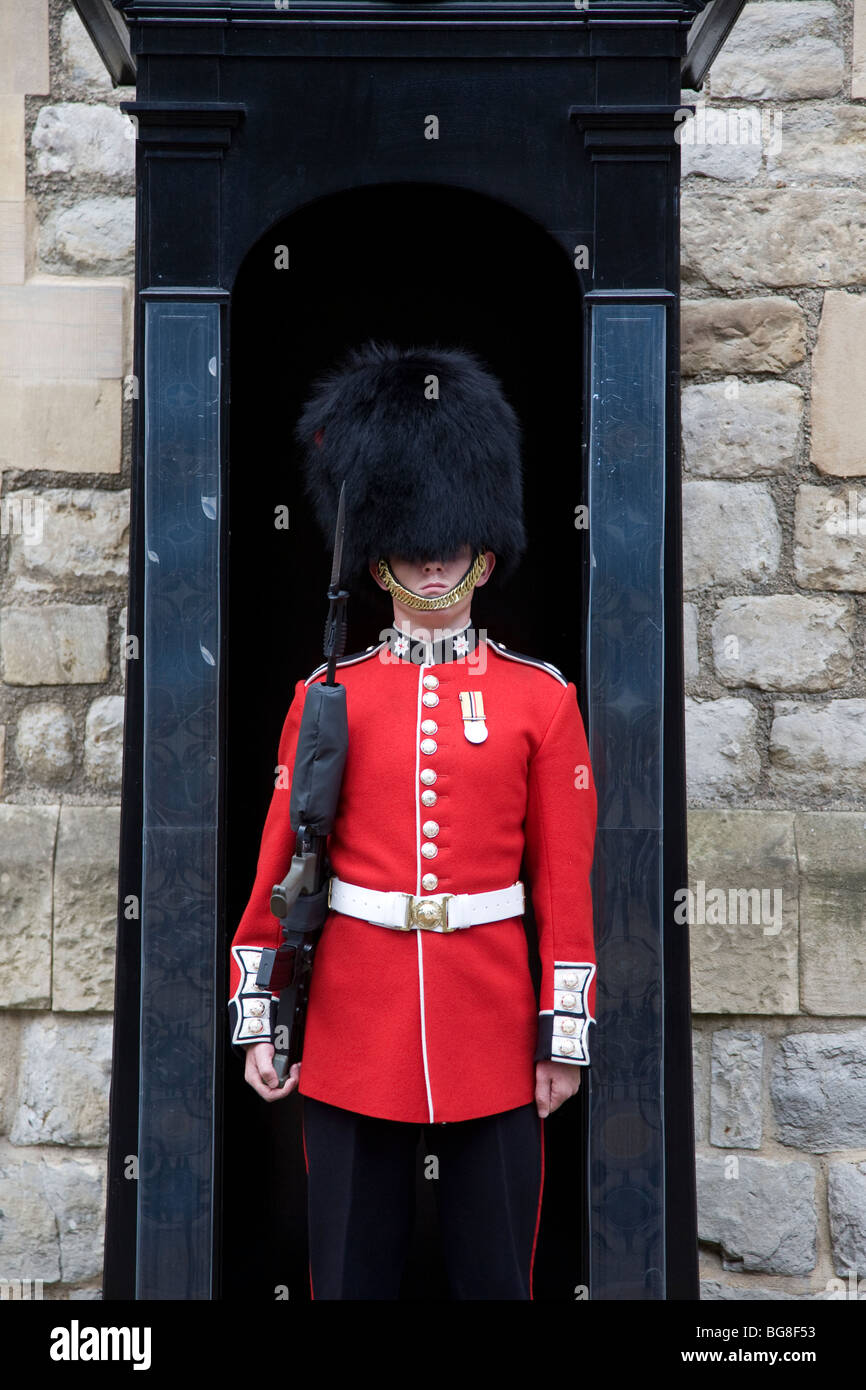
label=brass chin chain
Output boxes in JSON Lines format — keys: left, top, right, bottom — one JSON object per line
{"left": 377, "top": 553, "right": 487, "bottom": 611}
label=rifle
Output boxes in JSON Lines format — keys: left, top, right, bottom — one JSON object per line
{"left": 255, "top": 483, "right": 350, "bottom": 1083}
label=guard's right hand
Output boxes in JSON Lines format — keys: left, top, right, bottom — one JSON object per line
{"left": 243, "top": 1041, "right": 300, "bottom": 1102}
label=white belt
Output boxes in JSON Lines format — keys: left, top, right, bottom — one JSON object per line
{"left": 328, "top": 876, "right": 525, "bottom": 933}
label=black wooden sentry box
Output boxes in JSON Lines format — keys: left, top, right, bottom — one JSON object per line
{"left": 103, "top": 0, "right": 725, "bottom": 1303}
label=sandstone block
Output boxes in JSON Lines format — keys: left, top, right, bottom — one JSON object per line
{"left": 679, "top": 109, "right": 762, "bottom": 182}
{"left": 682, "top": 381, "right": 803, "bottom": 478}
{"left": 684, "top": 602, "right": 699, "bottom": 685}
{"left": 0, "top": 1, "right": 49, "bottom": 97}
{"left": 0, "top": 279, "right": 127, "bottom": 381}
{"left": 795, "top": 484, "right": 866, "bottom": 590}
{"left": 0, "top": 199, "right": 33, "bottom": 285}
{"left": 0, "top": 1016, "right": 19, "bottom": 1136}
{"left": 811, "top": 291, "right": 866, "bottom": 477}
{"left": 6, "top": 488, "right": 130, "bottom": 594}
{"left": 0, "top": 1139, "right": 105, "bottom": 1285}
{"left": 83, "top": 697, "right": 124, "bottom": 791}
{"left": 770, "top": 700, "right": 866, "bottom": 797}
{"left": 856, "top": 0, "right": 866, "bottom": 100}
{"left": 683, "top": 482, "right": 781, "bottom": 588}
{"left": 686, "top": 810, "right": 799, "bottom": 1014}
{"left": 710, "top": 1031, "right": 763, "bottom": 1149}
{"left": 31, "top": 104, "right": 134, "bottom": 179}
{"left": 0, "top": 805, "right": 57, "bottom": 1008}
{"left": 828, "top": 1162, "right": 866, "bottom": 1277}
{"left": 696, "top": 1153, "right": 817, "bottom": 1274}
{"left": 14, "top": 702, "right": 75, "bottom": 784}
{"left": 682, "top": 190, "right": 866, "bottom": 290}
{"left": 795, "top": 813, "right": 866, "bottom": 1016}
{"left": 767, "top": 105, "right": 866, "bottom": 185}
{"left": 682, "top": 298, "right": 805, "bottom": 376}
{"left": 0, "top": 605, "right": 109, "bottom": 684}
{"left": 40, "top": 197, "right": 135, "bottom": 277}
{"left": 9, "top": 1016, "right": 112, "bottom": 1148}
{"left": 0, "top": 94, "right": 26, "bottom": 199}
{"left": 711, "top": 595, "right": 854, "bottom": 692}
{"left": 771, "top": 1030, "right": 866, "bottom": 1152}
{"left": 0, "top": 377, "right": 122, "bottom": 474}
{"left": 708, "top": 2, "right": 843, "bottom": 101}
{"left": 53, "top": 805, "right": 120, "bottom": 1014}
{"left": 60, "top": 7, "right": 113, "bottom": 94}
{"left": 685, "top": 698, "right": 761, "bottom": 802}
{"left": 700, "top": 1280, "right": 799, "bottom": 1301}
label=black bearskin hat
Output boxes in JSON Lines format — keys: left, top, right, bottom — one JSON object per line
{"left": 294, "top": 340, "right": 526, "bottom": 579}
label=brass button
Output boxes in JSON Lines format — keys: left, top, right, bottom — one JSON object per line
{"left": 247, "top": 1019, "right": 264, "bottom": 1034}
{"left": 420, "top": 768, "right": 437, "bottom": 785}
{"left": 420, "top": 738, "right": 437, "bottom": 755}
{"left": 421, "top": 719, "right": 438, "bottom": 735}
{"left": 560, "top": 992, "right": 577, "bottom": 1011}
{"left": 421, "top": 790, "right": 437, "bottom": 807}
{"left": 560, "top": 1018, "right": 576, "bottom": 1035}
{"left": 557, "top": 1039, "right": 576, "bottom": 1056}
{"left": 248, "top": 1001, "right": 266, "bottom": 1016}
{"left": 423, "top": 675, "right": 439, "bottom": 690}
{"left": 422, "top": 820, "right": 439, "bottom": 838}
{"left": 562, "top": 971, "right": 579, "bottom": 988}
{"left": 421, "top": 873, "right": 439, "bottom": 891}
{"left": 422, "top": 692, "right": 440, "bottom": 708}
{"left": 421, "top": 843, "right": 438, "bottom": 859}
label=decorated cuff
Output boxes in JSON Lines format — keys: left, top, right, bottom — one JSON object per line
{"left": 534, "top": 962, "right": 596, "bottom": 1066}
{"left": 229, "top": 946, "right": 276, "bottom": 1047}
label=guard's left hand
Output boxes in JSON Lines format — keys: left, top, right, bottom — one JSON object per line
{"left": 535, "top": 1060, "right": 582, "bottom": 1118}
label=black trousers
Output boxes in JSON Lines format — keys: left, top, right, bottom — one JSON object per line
{"left": 301, "top": 1096, "right": 544, "bottom": 1300}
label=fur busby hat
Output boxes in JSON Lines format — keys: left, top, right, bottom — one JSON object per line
{"left": 294, "top": 340, "right": 526, "bottom": 579}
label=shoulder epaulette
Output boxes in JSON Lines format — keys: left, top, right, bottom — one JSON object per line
{"left": 304, "top": 640, "right": 386, "bottom": 687}
{"left": 488, "top": 640, "right": 568, "bottom": 687}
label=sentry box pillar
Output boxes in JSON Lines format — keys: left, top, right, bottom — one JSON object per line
{"left": 104, "top": 0, "right": 732, "bottom": 1303}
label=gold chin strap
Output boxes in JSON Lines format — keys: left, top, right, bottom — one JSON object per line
{"left": 377, "top": 553, "right": 487, "bottom": 612}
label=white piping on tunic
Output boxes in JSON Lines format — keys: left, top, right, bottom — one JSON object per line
{"left": 415, "top": 660, "right": 436, "bottom": 1123}
{"left": 489, "top": 641, "right": 567, "bottom": 686}
{"left": 304, "top": 641, "right": 387, "bottom": 686}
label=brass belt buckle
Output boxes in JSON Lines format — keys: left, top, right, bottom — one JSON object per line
{"left": 404, "top": 894, "right": 455, "bottom": 932}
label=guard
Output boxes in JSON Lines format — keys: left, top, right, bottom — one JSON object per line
{"left": 228, "top": 341, "right": 598, "bottom": 1299}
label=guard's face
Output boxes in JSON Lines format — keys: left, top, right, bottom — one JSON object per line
{"left": 387, "top": 545, "right": 474, "bottom": 598}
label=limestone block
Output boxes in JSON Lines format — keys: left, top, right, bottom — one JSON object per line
{"left": 708, "top": 2, "right": 842, "bottom": 101}
{"left": 682, "top": 381, "right": 803, "bottom": 478}
{"left": 60, "top": 8, "right": 113, "bottom": 94}
{"left": 14, "top": 702, "right": 75, "bottom": 784}
{"left": 0, "top": 723, "right": 5, "bottom": 797}
{"left": 700, "top": 1281, "right": 800, "bottom": 1301}
{"left": 0, "top": 95, "right": 26, "bottom": 200}
{"left": 40, "top": 197, "right": 135, "bottom": 276}
{"left": 795, "top": 484, "right": 866, "bottom": 590}
{"left": 0, "top": 805, "right": 57, "bottom": 1008}
{"left": 683, "top": 602, "right": 699, "bottom": 685}
{"left": 811, "top": 292, "right": 866, "bottom": 477}
{"left": 711, "top": 595, "right": 854, "bottom": 692}
{"left": 0, "top": 1016, "right": 20, "bottom": 1136}
{"left": 0, "top": 199, "right": 34, "bottom": 285}
{"left": 683, "top": 190, "right": 866, "bottom": 290}
{"left": 828, "top": 1162, "right": 866, "bottom": 1277}
{"left": 693, "top": 1029, "right": 708, "bottom": 1144}
{"left": 681, "top": 298, "right": 805, "bottom": 376}
{"left": 710, "top": 1031, "right": 763, "bottom": 1149}
{"left": 767, "top": 106, "right": 866, "bottom": 186}
{"left": 119, "top": 605, "right": 128, "bottom": 688}
{"left": 696, "top": 1154, "right": 817, "bottom": 1274}
{"left": 686, "top": 810, "right": 799, "bottom": 1014}
{"left": 8, "top": 1016, "right": 112, "bottom": 1148}
{"left": 683, "top": 481, "right": 781, "bottom": 588}
{"left": 770, "top": 699, "right": 866, "bottom": 797}
{"left": 772, "top": 1031, "right": 866, "bottom": 1153}
{"left": 679, "top": 109, "right": 762, "bottom": 182}
{"left": 53, "top": 806, "right": 120, "bottom": 1014}
{"left": 795, "top": 814, "right": 866, "bottom": 1016}
{"left": 31, "top": 105, "right": 134, "bottom": 179}
{"left": 0, "top": 278, "right": 127, "bottom": 381}
{"left": 6, "top": 489, "right": 130, "bottom": 593}
{"left": 0, "top": 378, "right": 121, "bottom": 474}
{"left": 685, "top": 698, "right": 761, "bottom": 803}
{"left": 0, "top": 1139, "right": 105, "bottom": 1284}
{"left": 83, "top": 697, "right": 124, "bottom": 791}
{"left": 856, "top": 0, "right": 866, "bottom": 101}
{"left": 0, "top": 605, "right": 109, "bottom": 684}
{"left": 0, "top": 1, "right": 49, "bottom": 96}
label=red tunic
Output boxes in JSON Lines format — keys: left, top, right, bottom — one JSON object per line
{"left": 229, "top": 629, "right": 597, "bottom": 1123}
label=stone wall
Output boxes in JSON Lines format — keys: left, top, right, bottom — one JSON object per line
{"left": 0, "top": 0, "right": 133, "bottom": 1299}
{"left": 682, "top": 0, "right": 866, "bottom": 1299}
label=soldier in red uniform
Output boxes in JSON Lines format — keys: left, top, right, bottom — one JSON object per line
{"left": 229, "top": 342, "right": 597, "bottom": 1299}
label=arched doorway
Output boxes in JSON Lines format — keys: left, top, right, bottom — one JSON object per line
{"left": 223, "top": 181, "right": 588, "bottom": 1300}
